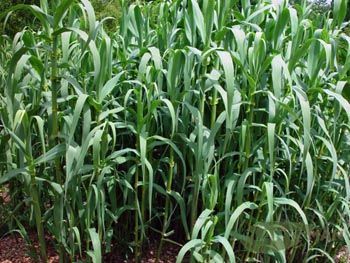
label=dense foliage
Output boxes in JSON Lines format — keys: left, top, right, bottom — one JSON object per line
{"left": 0, "top": 0, "right": 120, "bottom": 36}
{"left": 91, "top": 0, "right": 120, "bottom": 33}
{"left": 0, "top": 0, "right": 39, "bottom": 36}
{"left": 0, "top": 0, "right": 350, "bottom": 262}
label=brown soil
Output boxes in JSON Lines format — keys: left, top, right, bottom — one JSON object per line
{"left": 104, "top": 243, "right": 179, "bottom": 263}
{"left": 0, "top": 186, "right": 10, "bottom": 204}
{"left": 0, "top": 187, "right": 179, "bottom": 262}
{"left": 335, "top": 246, "right": 350, "bottom": 263}
{"left": 0, "top": 233, "right": 59, "bottom": 263}
{"left": 1, "top": 229, "right": 349, "bottom": 262}
{"left": 0, "top": 233, "right": 179, "bottom": 263}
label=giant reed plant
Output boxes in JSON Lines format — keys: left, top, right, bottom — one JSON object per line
{"left": 0, "top": 0, "right": 350, "bottom": 262}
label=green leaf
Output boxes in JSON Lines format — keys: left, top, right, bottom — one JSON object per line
{"left": 224, "top": 202, "right": 258, "bottom": 239}
{"left": 87, "top": 228, "right": 102, "bottom": 263}
{"left": 53, "top": 0, "right": 74, "bottom": 28}
{"left": 0, "top": 168, "right": 27, "bottom": 185}
{"left": 34, "top": 144, "right": 66, "bottom": 165}
{"left": 176, "top": 239, "right": 204, "bottom": 263}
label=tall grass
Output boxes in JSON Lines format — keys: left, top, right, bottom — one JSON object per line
{"left": 0, "top": 0, "right": 350, "bottom": 262}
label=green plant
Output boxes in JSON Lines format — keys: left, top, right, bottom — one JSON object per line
{"left": 0, "top": 0, "right": 40, "bottom": 36}
{"left": 0, "top": 0, "right": 349, "bottom": 262}
{"left": 92, "top": 0, "right": 120, "bottom": 33}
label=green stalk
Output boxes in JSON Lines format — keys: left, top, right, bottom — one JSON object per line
{"left": 50, "top": 33, "right": 65, "bottom": 261}
{"left": 156, "top": 148, "right": 174, "bottom": 263}
{"left": 191, "top": 59, "right": 209, "bottom": 229}
{"left": 191, "top": 177, "right": 200, "bottom": 231}
{"left": 236, "top": 81, "right": 256, "bottom": 261}
{"left": 135, "top": 87, "right": 144, "bottom": 263}
{"left": 243, "top": 101, "right": 254, "bottom": 171}
{"left": 134, "top": 165, "right": 140, "bottom": 263}
{"left": 210, "top": 89, "right": 218, "bottom": 129}
{"left": 50, "top": 35, "right": 61, "bottom": 184}
{"left": 141, "top": 167, "right": 146, "bottom": 240}
{"left": 29, "top": 161, "right": 47, "bottom": 262}
{"left": 200, "top": 93, "right": 205, "bottom": 120}
{"left": 210, "top": 59, "right": 220, "bottom": 129}
{"left": 199, "top": 59, "right": 208, "bottom": 120}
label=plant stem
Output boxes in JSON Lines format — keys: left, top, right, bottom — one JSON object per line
{"left": 29, "top": 161, "right": 47, "bottom": 262}
{"left": 50, "top": 34, "right": 61, "bottom": 184}
{"left": 210, "top": 88, "right": 218, "bottom": 129}
{"left": 134, "top": 166, "right": 140, "bottom": 263}
{"left": 135, "top": 86, "right": 144, "bottom": 262}
{"left": 191, "top": 60, "right": 208, "bottom": 229}
{"left": 156, "top": 148, "right": 174, "bottom": 263}
{"left": 49, "top": 33, "right": 65, "bottom": 261}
